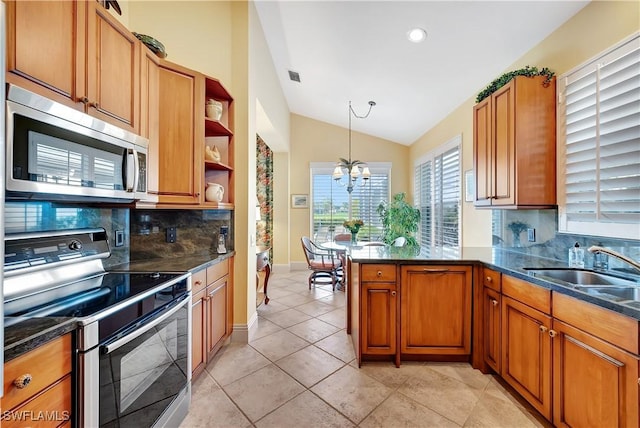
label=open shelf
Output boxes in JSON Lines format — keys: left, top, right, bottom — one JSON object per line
{"left": 205, "top": 160, "right": 233, "bottom": 172}
{"left": 205, "top": 117, "right": 233, "bottom": 137}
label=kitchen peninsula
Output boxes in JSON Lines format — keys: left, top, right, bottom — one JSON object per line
{"left": 347, "top": 245, "right": 640, "bottom": 426}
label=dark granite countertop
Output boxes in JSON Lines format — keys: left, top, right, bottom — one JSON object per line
{"left": 4, "top": 317, "right": 77, "bottom": 362}
{"left": 109, "top": 251, "right": 234, "bottom": 273}
{"left": 349, "top": 245, "right": 640, "bottom": 320}
{"left": 4, "top": 252, "right": 232, "bottom": 361}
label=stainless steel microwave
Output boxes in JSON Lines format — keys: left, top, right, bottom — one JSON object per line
{"left": 5, "top": 85, "right": 148, "bottom": 202}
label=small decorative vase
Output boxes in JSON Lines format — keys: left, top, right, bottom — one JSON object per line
{"left": 351, "top": 231, "right": 358, "bottom": 243}
{"left": 205, "top": 182, "right": 224, "bottom": 202}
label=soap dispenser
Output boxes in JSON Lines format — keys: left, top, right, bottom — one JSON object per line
{"left": 568, "top": 242, "right": 585, "bottom": 268}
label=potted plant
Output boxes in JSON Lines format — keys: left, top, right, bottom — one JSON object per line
{"left": 377, "top": 193, "right": 421, "bottom": 247}
{"left": 476, "top": 65, "right": 554, "bottom": 103}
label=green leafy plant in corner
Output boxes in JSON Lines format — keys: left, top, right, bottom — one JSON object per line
{"left": 476, "top": 66, "right": 555, "bottom": 103}
{"left": 376, "top": 193, "right": 421, "bottom": 247}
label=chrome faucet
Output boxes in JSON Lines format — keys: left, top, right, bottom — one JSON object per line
{"left": 588, "top": 246, "right": 640, "bottom": 273}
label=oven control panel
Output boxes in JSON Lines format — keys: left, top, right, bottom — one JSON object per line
{"left": 4, "top": 228, "right": 110, "bottom": 272}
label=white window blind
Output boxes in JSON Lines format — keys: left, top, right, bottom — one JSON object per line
{"left": 558, "top": 33, "right": 640, "bottom": 238}
{"left": 414, "top": 136, "right": 461, "bottom": 256}
{"left": 310, "top": 162, "right": 390, "bottom": 242}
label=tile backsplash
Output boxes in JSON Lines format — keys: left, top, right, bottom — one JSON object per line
{"left": 130, "top": 209, "right": 233, "bottom": 261}
{"left": 3, "top": 203, "right": 233, "bottom": 267}
{"left": 4, "top": 201, "right": 129, "bottom": 267}
{"left": 493, "top": 209, "right": 640, "bottom": 271}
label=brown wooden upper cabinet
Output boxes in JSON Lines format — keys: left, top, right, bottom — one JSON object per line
{"left": 156, "top": 61, "right": 204, "bottom": 205}
{"left": 473, "top": 76, "right": 556, "bottom": 208}
{"left": 6, "top": 0, "right": 141, "bottom": 134}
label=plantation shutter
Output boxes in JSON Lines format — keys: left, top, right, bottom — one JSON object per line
{"left": 434, "top": 146, "right": 460, "bottom": 250}
{"left": 415, "top": 162, "right": 432, "bottom": 251}
{"left": 414, "top": 136, "right": 460, "bottom": 256}
{"left": 560, "top": 34, "right": 640, "bottom": 237}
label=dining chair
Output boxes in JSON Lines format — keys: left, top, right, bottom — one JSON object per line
{"left": 301, "top": 236, "right": 343, "bottom": 291}
{"left": 334, "top": 233, "right": 352, "bottom": 242}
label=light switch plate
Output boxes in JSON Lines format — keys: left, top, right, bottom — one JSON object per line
{"left": 527, "top": 228, "right": 536, "bottom": 242}
{"left": 114, "top": 230, "right": 124, "bottom": 247}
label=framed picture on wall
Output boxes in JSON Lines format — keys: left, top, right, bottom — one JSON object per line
{"left": 291, "top": 194, "right": 309, "bottom": 208}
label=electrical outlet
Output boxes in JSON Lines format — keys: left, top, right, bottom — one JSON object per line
{"left": 166, "top": 227, "right": 177, "bottom": 243}
{"left": 114, "top": 230, "right": 124, "bottom": 247}
{"left": 527, "top": 228, "right": 536, "bottom": 242}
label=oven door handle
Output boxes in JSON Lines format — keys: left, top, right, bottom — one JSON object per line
{"left": 101, "top": 293, "right": 190, "bottom": 354}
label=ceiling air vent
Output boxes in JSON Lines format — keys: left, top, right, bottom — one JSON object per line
{"left": 288, "top": 70, "right": 301, "bottom": 83}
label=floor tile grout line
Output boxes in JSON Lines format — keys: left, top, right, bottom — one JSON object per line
{"left": 201, "top": 368, "right": 258, "bottom": 427}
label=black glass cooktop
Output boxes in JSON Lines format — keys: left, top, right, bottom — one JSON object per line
{"left": 6, "top": 271, "right": 188, "bottom": 320}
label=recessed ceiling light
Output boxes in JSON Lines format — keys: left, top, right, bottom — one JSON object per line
{"left": 407, "top": 28, "right": 427, "bottom": 43}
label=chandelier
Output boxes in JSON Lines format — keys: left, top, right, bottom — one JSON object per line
{"left": 332, "top": 100, "right": 376, "bottom": 193}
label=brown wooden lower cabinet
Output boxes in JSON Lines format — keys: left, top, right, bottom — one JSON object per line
{"left": 552, "top": 320, "right": 639, "bottom": 427}
{"left": 501, "top": 294, "right": 553, "bottom": 420}
{"left": 191, "top": 258, "right": 233, "bottom": 380}
{"left": 361, "top": 282, "right": 397, "bottom": 356}
{"left": 482, "top": 286, "right": 501, "bottom": 372}
{"left": 483, "top": 275, "right": 640, "bottom": 427}
{"left": 207, "top": 276, "right": 229, "bottom": 357}
{"left": 191, "top": 287, "right": 207, "bottom": 378}
{"left": 1, "top": 334, "right": 72, "bottom": 426}
{"left": 354, "top": 263, "right": 472, "bottom": 367}
{"left": 400, "top": 265, "right": 472, "bottom": 355}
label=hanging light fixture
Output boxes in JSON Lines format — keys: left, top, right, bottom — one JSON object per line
{"left": 333, "top": 100, "right": 376, "bottom": 193}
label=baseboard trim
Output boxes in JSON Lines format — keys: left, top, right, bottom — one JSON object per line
{"left": 290, "top": 261, "right": 308, "bottom": 271}
{"left": 231, "top": 311, "right": 258, "bottom": 343}
{"left": 271, "top": 263, "right": 290, "bottom": 274}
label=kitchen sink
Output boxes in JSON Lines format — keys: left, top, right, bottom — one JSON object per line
{"left": 574, "top": 286, "right": 640, "bottom": 303}
{"left": 523, "top": 268, "right": 639, "bottom": 287}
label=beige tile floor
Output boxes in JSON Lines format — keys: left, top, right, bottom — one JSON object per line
{"left": 180, "top": 270, "right": 548, "bottom": 428}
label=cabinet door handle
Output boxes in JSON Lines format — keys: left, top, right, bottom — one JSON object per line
{"left": 423, "top": 269, "right": 449, "bottom": 272}
{"left": 13, "top": 374, "right": 32, "bottom": 389}
{"left": 194, "top": 280, "right": 202, "bottom": 287}
{"left": 491, "top": 299, "right": 498, "bottom": 306}
{"left": 539, "top": 325, "right": 548, "bottom": 333}
{"left": 549, "top": 329, "right": 557, "bottom": 338}
{"left": 391, "top": 291, "right": 396, "bottom": 297}
{"left": 486, "top": 276, "right": 492, "bottom": 283}
{"left": 89, "top": 101, "right": 100, "bottom": 109}
{"left": 78, "top": 96, "right": 89, "bottom": 104}
{"left": 376, "top": 271, "right": 383, "bottom": 277}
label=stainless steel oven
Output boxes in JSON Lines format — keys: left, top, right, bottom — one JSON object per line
{"left": 4, "top": 229, "right": 191, "bottom": 427}
{"left": 80, "top": 277, "right": 191, "bottom": 427}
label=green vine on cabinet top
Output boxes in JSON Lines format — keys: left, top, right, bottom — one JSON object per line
{"left": 475, "top": 66, "right": 555, "bottom": 103}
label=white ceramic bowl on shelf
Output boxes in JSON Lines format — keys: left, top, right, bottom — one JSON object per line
{"left": 205, "top": 99, "right": 223, "bottom": 121}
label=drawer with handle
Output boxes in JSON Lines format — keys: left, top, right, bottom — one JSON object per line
{"left": 2, "top": 334, "right": 72, "bottom": 412}
{"left": 361, "top": 264, "right": 396, "bottom": 282}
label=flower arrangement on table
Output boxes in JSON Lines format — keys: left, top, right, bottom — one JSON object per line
{"left": 343, "top": 219, "right": 364, "bottom": 242}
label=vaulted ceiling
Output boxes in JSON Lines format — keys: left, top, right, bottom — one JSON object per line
{"left": 254, "top": 1, "right": 589, "bottom": 145}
